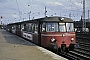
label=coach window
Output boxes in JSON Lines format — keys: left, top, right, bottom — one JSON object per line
{"left": 27, "top": 23, "right": 31, "bottom": 32}
{"left": 26, "top": 23, "right": 33, "bottom": 32}
{"left": 12, "top": 25, "right": 16, "bottom": 30}
{"left": 27, "top": 24, "right": 30, "bottom": 32}
{"left": 18, "top": 25, "right": 20, "bottom": 29}
{"left": 23, "top": 24, "right": 28, "bottom": 31}
{"left": 34, "top": 24, "right": 38, "bottom": 33}
{"left": 42, "top": 23, "right": 46, "bottom": 32}
{"left": 21, "top": 24, "right": 24, "bottom": 31}
{"left": 23, "top": 24, "right": 26, "bottom": 31}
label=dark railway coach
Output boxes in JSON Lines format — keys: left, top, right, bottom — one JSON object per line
{"left": 7, "top": 16, "right": 76, "bottom": 53}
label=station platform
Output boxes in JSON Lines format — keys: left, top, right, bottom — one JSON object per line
{"left": 0, "top": 29, "right": 67, "bottom": 60}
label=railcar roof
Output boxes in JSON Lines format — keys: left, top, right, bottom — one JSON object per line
{"left": 37, "top": 16, "right": 73, "bottom": 22}
{"left": 8, "top": 16, "right": 73, "bottom": 25}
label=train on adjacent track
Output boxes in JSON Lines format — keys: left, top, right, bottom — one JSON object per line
{"left": 6, "top": 16, "right": 76, "bottom": 53}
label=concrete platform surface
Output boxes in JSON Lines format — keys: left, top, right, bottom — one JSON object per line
{"left": 0, "top": 29, "right": 68, "bottom": 60}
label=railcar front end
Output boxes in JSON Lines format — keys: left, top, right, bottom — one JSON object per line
{"left": 41, "top": 19, "right": 76, "bottom": 52}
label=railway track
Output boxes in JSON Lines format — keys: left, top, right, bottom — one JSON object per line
{"left": 58, "top": 47, "right": 90, "bottom": 60}
{"left": 74, "top": 49, "right": 90, "bottom": 57}
{"left": 58, "top": 32, "right": 90, "bottom": 60}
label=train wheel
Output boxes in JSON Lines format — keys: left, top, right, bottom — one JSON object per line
{"left": 65, "top": 48, "right": 69, "bottom": 52}
{"left": 57, "top": 47, "right": 61, "bottom": 54}
{"left": 53, "top": 44, "right": 58, "bottom": 54}
{"left": 47, "top": 44, "right": 58, "bottom": 54}
{"left": 69, "top": 44, "right": 74, "bottom": 51}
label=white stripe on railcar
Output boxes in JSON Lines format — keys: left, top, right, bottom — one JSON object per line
{"left": 41, "top": 33, "right": 75, "bottom": 36}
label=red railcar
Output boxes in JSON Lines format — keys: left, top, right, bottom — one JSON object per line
{"left": 7, "top": 16, "right": 76, "bottom": 53}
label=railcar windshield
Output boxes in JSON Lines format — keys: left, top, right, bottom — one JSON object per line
{"left": 42, "top": 23, "right": 58, "bottom": 32}
{"left": 66, "top": 23, "right": 74, "bottom": 32}
{"left": 59, "top": 23, "right": 66, "bottom": 32}
{"left": 42, "top": 22, "right": 74, "bottom": 32}
{"left": 46, "top": 23, "right": 58, "bottom": 32}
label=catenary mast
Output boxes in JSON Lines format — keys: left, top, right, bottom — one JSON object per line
{"left": 82, "top": 0, "right": 86, "bottom": 32}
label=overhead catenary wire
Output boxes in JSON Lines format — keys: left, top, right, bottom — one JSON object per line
{"left": 16, "top": 0, "right": 21, "bottom": 20}
{"left": 0, "top": 0, "right": 90, "bottom": 22}
{"left": 0, "top": 5, "right": 18, "bottom": 11}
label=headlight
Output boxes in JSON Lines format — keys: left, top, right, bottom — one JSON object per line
{"left": 71, "top": 37, "right": 74, "bottom": 41}
{"left": 51, "top": 38, "right": 56, "bottom": 42}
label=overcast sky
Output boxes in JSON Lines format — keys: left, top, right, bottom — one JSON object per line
{"left": 0, "top": 0, "right": 90, "bottom": 24}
